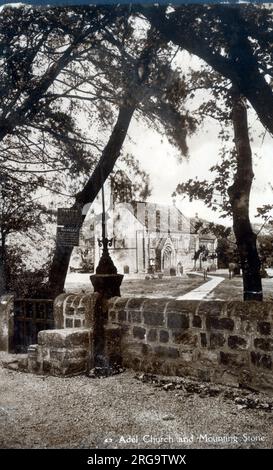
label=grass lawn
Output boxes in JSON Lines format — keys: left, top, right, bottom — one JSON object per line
{"left": 65, "top": 270, "right": 273, "bottom": 300}
{"left": 206, "top": 273, "right": 273, "bottom": 301}
{"left": 120, "top": 274, "right": 206, "bottom": 298}
{"left": 65, "top": 272, "right": 206, "bottom": 297}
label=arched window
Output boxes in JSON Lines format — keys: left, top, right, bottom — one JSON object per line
{"left": 178, "top": 214, "right": 182, "bottom": 231}
{"left": 156, "top": 210, "right": 160, "bottom": 233}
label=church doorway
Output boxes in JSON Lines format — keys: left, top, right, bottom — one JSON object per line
{"left": 162, "top": 242, "right": 175, "bottom": 273}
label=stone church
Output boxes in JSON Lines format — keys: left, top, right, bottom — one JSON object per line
{"left": 71, "top": 171, "right": 217, "bottom": 276}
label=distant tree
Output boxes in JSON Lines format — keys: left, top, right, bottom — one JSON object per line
{"left": 0, "top": 175, "right": 53, "bottom": 295}
{"left": 191, "top": 220, "right": 236, "bottom": 270}
{"left": 216, "top": 237, "right": 240, "bottom": 269}
{"left": 257, "top": 234, "right": 273, "bottom": 270}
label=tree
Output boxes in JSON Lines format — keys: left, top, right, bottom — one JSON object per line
{"left": 138, "top": 4, "right": 273, "bottom": 135}
{"left": 0, "top": 4, "right": 193, "bottom": 191}
{"left": 228, "top": 86, "right": 263, "bottom": 300}
{"left": 0, "top": 5, "right": 118, "bottom": 144}
{"left": 143, "top": 5, "right": 273, "bottom": 300}
{"left": 258, "top": 234, "right": 273, "bottom": 270}
{"left": 176, "top": 80, "right": 264, "bottom": 300}
{"left": 4, "top": 4, "right": 273, "bottom": 299}
{"left": 0, "top": 175, "right": 53, "bottom": 295}
{"left": 216, "top": 237, "right": 240, "bottom": 270}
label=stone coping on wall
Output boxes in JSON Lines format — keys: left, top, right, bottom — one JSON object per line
{"left": 53, "top": 292, "right": 100, "bottom": 329}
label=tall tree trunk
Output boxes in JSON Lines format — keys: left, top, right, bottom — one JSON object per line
{"left": 47, "top": 103, "right": 136, "bottom": 298}
{"left": 228, "top": 86, "right": 262, "bottom": 301}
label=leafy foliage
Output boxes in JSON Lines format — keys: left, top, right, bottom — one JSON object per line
{"left": 0, "top": 176, "right": 53, "bottom": 241}
{"left": 3, "top": 245, "right": 52, "bottom": 298}
{"left": 137, "top": 3, "right": 273, "bottom": 134}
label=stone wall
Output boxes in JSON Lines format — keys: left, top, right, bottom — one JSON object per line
{"left": 107, "top": 298, "right": 273, "bottom": 392}
{"left": 17, "top": 293, "right": 273, "bottom": 392}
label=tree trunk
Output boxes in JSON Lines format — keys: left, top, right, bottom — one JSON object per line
{"left": 228, "top": 86, "right": 262, "bottom": 301}
{"left": 47, "top": 103, "right": 136, "bottom": 298}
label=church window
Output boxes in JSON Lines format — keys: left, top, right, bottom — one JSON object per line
{"left": 156, "top": 210, "right": 160, "bottom": 233}
{"left": 178, "top": 214, "right": 182, "bottom": 231}
{"left": 145, "top": 209, "right": 149, "bottom": 229}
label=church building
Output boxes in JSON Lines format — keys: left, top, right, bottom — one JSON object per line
{"left": 71, "top": 171, "right": 217, "bottom": 276}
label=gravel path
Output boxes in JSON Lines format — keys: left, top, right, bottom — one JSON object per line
{"left": 0, "top": 353, "right": 272, "bottom": 449}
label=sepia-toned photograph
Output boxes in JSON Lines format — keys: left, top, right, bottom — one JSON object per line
{"left": 0, "top": 0, "right": 273, "bottom": 455}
